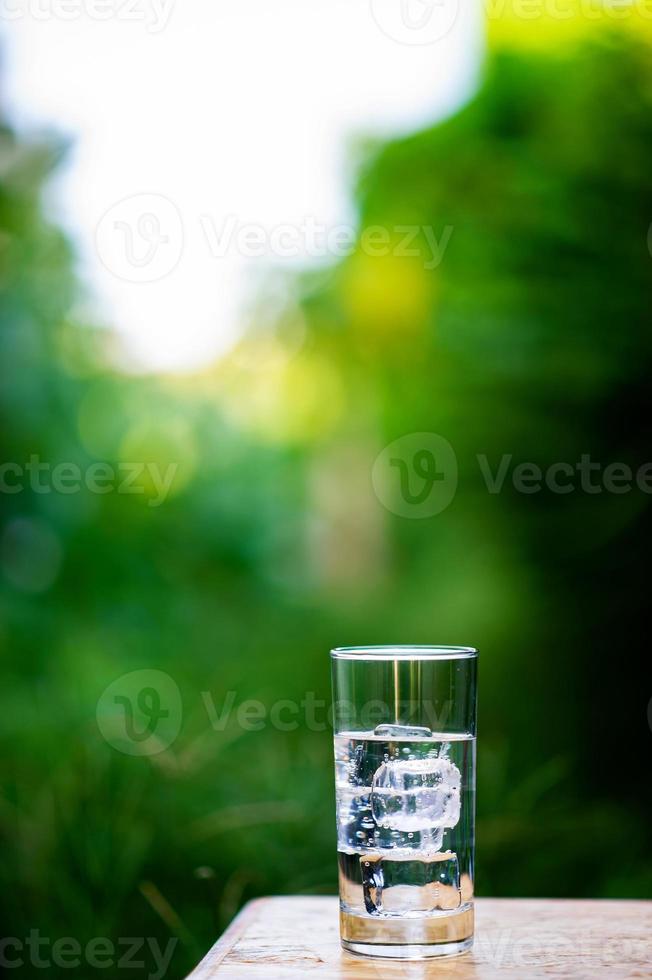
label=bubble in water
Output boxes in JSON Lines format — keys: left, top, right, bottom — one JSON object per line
{"left": 349, "top": 743, "right": 366, "bottom": 785}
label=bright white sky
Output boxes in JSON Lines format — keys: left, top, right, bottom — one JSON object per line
{"left": 3, "top": 0, "right": 483, "bottom": 372}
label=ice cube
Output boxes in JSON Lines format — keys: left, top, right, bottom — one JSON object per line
{"left": 370, "top": 756, "right": 461, "bottom": 834}
{"left": 360, "top": 856, "right": 385, "bottom": 915}
{"left": 361, "top": 851, "right": 461, "bottom": 915}
{"left": 373, "top": 724, "right": 433, "bottom": 740}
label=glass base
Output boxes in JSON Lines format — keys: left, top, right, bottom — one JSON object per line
{"left": 339, "top": 903, "right": 474, "bottom": 960}
{"left": 342, "top": 937, "right": 473, "bottom": 960}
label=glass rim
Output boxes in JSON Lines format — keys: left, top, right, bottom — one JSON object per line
{"left": 330, "top": 644, "right": 478, "bottom": 662}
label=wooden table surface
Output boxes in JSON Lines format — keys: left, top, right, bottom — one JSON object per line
{"left": 187, "top": 896, "right": 652, "bottom": 979}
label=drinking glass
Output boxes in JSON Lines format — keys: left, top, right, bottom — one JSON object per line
{"left": 331, "top": 645, "right": 478, "bottom": 959}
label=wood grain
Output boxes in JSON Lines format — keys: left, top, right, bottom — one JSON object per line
{"left": 187, "top": 896, "right": 652, "bottom": 979}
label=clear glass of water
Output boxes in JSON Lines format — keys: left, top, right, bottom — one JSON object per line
{"left": 331, "top": 645, "right": 478, "bottom": 959}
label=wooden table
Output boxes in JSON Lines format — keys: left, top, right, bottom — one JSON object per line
{"left": 187, "top": 896, "right": 652, "bottom": 978}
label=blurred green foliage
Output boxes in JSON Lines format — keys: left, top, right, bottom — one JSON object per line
{"left": 1, "top": 30, "right": 651, "bottom": 979}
